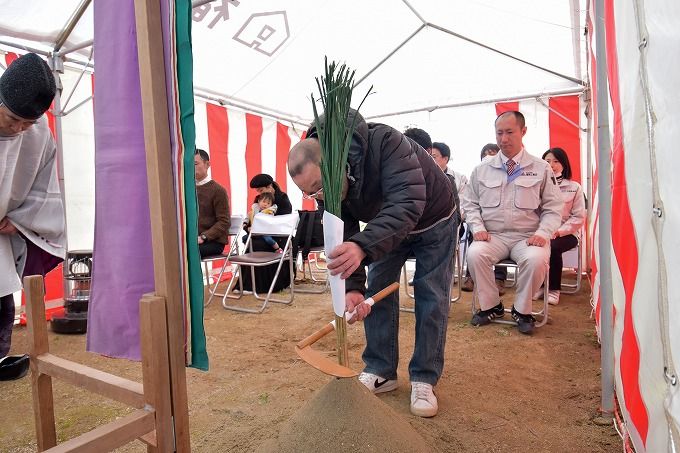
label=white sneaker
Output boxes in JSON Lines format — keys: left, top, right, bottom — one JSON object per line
{"left": 358, "top": 372, "right": 398, "bottom": 394}
{"left": 410, "top": 382, "right": 438, "bottom": 417}
{"left": 548, "top": 290, "right": 560, "bottom": 305}
{"left": 532, "top": 287, "right": 544, "bottom": 300}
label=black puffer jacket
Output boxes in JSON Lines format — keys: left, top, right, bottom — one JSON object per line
{"left": 308, "top": 111, "right": 456, "bottom": 293}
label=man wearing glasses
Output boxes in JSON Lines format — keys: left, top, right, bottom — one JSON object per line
{"left": 288, "top": 110, "right": 458, "bottom": 418}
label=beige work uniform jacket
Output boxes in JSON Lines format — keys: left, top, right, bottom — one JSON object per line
{"left": 462, "top": 150, "right": 563, "bottom": 240}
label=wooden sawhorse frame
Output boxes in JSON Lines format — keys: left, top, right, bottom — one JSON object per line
{"left": 25, "top": 275, "right": 176, "bottom": 452}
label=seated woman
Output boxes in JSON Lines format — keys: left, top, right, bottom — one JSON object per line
{"left": 538, "top": 147, "right": 586, "bottom": 305}
{"left": 250, "top": 173, "right": 292, "bottom": 215}
{"left": 239, "top": 174, "right": 293, "bottom": 292}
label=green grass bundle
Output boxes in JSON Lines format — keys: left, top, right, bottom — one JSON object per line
{"left": 311, "top": 58, "right": 370, "bottom": 217}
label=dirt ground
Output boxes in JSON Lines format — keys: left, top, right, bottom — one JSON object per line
{"left": 1, "top": 273, "right": 620, "bottom": 452}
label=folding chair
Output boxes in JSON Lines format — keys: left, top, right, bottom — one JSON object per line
{"left": 296, "top": 245, "right": 329, "bottom": 294}
{"left": 400, "top": 222, "right": 462, "bottom": 313}
{"left": 203, "top": 215, "right": 245, "bottom": 307}
{"left": 222, "top": 212, "right": 299, "bottom": 313}
{"left": 470, "top": 259, "right": 550, "bottom": 328}
{"left": 560, "top": 235, "right": 582, "bottom": 294}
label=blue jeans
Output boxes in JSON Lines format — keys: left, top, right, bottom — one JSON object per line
{"left": 363, "top": 215, "right": 456, "bottom": 385}
{"left": 262, "top": 235, "right": 278, "bottom": 250}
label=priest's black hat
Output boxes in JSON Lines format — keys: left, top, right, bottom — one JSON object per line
{"left": 0, "top": 53, "right": 56, "bottom": 120}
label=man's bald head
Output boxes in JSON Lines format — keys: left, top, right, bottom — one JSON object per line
{"left": 288, "top": 138, "right": 322, "bottom": 178}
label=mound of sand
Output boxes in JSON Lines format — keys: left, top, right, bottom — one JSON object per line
{"left": 261, "top": 377, "right": 431, "bottom": 452}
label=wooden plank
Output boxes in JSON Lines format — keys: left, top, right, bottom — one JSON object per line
{"left": 139, "top": 430, "right": 157, "bottom": 449}
{"left": 36, "top": 354, "right": 144, "bottom": 408}
{"left": 45, "top": 409, "right": 155, "bottom": 453}
{"left": 25, "top": 275, "right": 57, "bottom": 451}
{"left": 140, "top": 295, "right": 174, "bottom": 452}
{"left": 133, "top": 1, "right": 191, "bottom": 451}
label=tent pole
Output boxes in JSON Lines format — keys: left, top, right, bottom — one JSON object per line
{"left": 594, "top": 0, "right": 615, "bottom": 416}
{"left": 585, "top": 88, "right": 593, "bottom": 274}
{"left": 569, "top": 0, "right": 583, "bottom": 82}
{"left": 48, "top": 55, "right": 69, "bottom": 253}
{"left": 54, "top": 0, "right": 92, "bottom": 53}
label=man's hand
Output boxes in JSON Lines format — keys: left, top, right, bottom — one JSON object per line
{"left": 327, "top": 242, "right": 366, "bottom": 279}
{"left": 473, "top": 231, "right": 490, "bottom": 241}
{"left": 0, "top": 217, "right": 17, "bottom": 235}
{"left": 552, "top": 231, "right": 561, "bottom": 239}
{"left": 197, "top": 235, "right": 204, "bottom": 245}
{"left": 527, "top": 234, "right": 547, "bottom": 247}
{"left": 345, "top": 290, "right": 369, "bottom": 324}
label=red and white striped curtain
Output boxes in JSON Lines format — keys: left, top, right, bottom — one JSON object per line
{"left": 194, "top": 101, "right": 315, "bottom": 216}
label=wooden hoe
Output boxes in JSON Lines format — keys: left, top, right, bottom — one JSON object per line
{"left": 295, "top": 282, "right": 400, "bottom": 377}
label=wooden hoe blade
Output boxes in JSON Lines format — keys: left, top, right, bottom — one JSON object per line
{"left": 295, "top": 282, "right": 399, "bottom": 377}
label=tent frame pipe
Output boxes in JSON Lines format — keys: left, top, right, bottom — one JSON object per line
{"left": 57, "top": 39, "right": 93, "bottom": 58}
{"left": 192, "top": 0, "right": 218, "bottom": 8}
{"left": 536, "top": 97, "right": 587, "bottom": 132}
{"left": 194, "top": 86, "right": 311, "bottom": 124}
{"left": 569, "top": 0, "right": 583, "bottom": 82}
{"left": 364, "top": 87, "right": 584, "bottom": 120}
{"left": 585, "top": 87, "right": 593, "bottom": 274}
{"left": 59, "top": 48, "right": 93, "bottom": 114}
{"left": 60, "top": 95, "right": 93, "bottom": 117}
{"left": 0, "top": 40, "right": 50, "bottom": 57}
{"left": 0, "top": 40, "right": 90, "bottom": 66}
{"left": 594, "top": 0, "right": 615, "bottom": 416}
{"left": 49, "top": 57, "right": 69, "bottom": 253}
{"left": 427, "top": 22, "right": 584, "bottom": 87}
{"left": 194, "top": 91, "right": 308, "bottom": 128}
{"left": 400, "top": 0, "right": 427, "bottom": 25}
{"left": 54, "top": 0, "right": 92, "bottom": 52}
{"left": 355, "top": 24, "right": 426, "bottom": 87}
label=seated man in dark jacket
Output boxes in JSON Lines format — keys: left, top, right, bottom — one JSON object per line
{"left": 288, "top": 111, "right": 458, "bottom": 418}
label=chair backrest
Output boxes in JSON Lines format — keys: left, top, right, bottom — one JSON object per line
{"left": 251, "top": 212, "right": 299, "bottom": 236}
{"left": 229, "top": 215, "right": 245, "bottom": 236}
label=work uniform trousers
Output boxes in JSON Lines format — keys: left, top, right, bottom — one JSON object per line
{"left": 466, "top": 231, "right": 549, "bottom": 315}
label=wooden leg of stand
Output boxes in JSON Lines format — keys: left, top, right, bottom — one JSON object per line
{"left": 24, "top": 275, "right": 57, "bottom": 451}
{"left": 140, "top": 294, "right": 174, "bottom": 452}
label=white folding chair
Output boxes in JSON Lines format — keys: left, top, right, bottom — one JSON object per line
{"left": 560, "top": 235, "right": 582, "bottom": 294}
{"left": 470, "top": 259, "right": 550, "bottom": 328}
{"left": 222, "top": 213, "right": 299, "bottom": 313}
{"left": 400, "top": 223, "right": 462, "bottom": 313}
{"left": 203, "top": 215, "right": 245, "bottom": 307}
{"left": 296, "top": 245, "right": 329, "bottom": 294}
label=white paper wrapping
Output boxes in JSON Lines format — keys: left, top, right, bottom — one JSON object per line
{"left": 323, "top": 211, "right": 346, "bottom": 317}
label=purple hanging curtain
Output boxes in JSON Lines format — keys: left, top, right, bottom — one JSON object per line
{"left": 86, "top": 0, "right": 154, "bottom": 360}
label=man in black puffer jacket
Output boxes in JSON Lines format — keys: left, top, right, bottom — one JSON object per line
{"left": 288, "top": 110, "right": 458, "bottom": 418}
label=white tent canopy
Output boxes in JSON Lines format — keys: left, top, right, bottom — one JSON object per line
{"left": 0, "top": 0, "right": 585, "bottom": 124}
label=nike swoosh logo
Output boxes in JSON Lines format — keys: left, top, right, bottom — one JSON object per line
{"left": 374, "top": 378, "right": 389, "bottom": 388}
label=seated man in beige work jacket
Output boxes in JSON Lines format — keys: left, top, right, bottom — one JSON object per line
{"left": 462, "top": 111, "right": 563, "bottom": 334}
